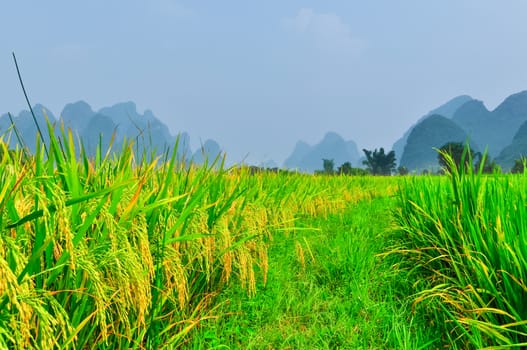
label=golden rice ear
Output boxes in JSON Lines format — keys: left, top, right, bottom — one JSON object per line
{"left": 3, "top": 108, "right": 397, "bottom": 348}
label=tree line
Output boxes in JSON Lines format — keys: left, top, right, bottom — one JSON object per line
{"left": 317, "top": 147, "right": 397, "bottom": 176}
{"left": 318, "top": 142, "right": 527, "bottom": 176}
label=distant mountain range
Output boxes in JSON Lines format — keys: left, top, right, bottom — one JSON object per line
{"left": 283, "top": 132, "right": 360, "bottom": 172}
{"left": 0, "top": 101, "right": 222, "bottom": 164}
{"left": 392, "top": 95, "right": 474, "bottom": 165}
{"left": 397, "top": 91, "right": 527, "bottom": 172}
{"left": 283, "top": 90, "right": 527, "bottom": 173}
{"left": 398, "top": 115, "right": 473, "bottom": 171}
{"left": 495, "top": 120, "right": 527, "bottom": 170}
{"left": 5, "top": 91, "right": 527, "bottom": 173}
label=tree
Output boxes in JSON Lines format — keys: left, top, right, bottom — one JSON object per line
{"left": 322, "top": 158, "right": 334, "bottom": 174}
{"left": 397, "top": 166, "right": 409, "bottom": 175}
{"left": 337, "top": 161, "right": 353, "bottom": 175}
{"left": 438, "top": 142, "right": 498, "bottom": 174}
{"left": 437, "top": 142, "right": 475, "bottom": 172}
{"left": 337, "top": 162, "right": 368, "bottom": 176}
{"left": 362, "top": 148, "right": 396, "bottom": 175}
{"left": 474, "top": 152, "right": 499, "bottom": 174}
{"left": 511, "top": 157, "right": 527, "bottom": 174}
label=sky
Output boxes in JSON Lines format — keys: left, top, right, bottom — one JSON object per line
{"left": 2, "top": 1, "right": 527, "bottom": 165}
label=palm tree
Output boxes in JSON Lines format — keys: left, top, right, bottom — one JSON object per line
{"left": 322, "top": 158, "right": 335, "bottom": 174}
{"left": 362, "top": 148, "right": 396, "bottom": 175}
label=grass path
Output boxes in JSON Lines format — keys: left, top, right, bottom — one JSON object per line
{"left": 186, "top": 188, "right": 435, "bottom": 349}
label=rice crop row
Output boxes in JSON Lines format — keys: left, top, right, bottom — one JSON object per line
{"left": 393, "top": 153, "right": 527, "bottom": 348}
{"left": 0, "top": 122, "right": 378, "bottom": 349}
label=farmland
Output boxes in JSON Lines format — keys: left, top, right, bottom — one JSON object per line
{"left": 1, "top": 130, "right": 527, "bottom": 349}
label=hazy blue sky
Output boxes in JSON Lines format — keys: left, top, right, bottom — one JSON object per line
{"left": 2, "top": 1, "right": 527, "bottom": 165}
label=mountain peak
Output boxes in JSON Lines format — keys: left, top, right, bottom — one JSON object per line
{"left": 494, "top": 90, "right": 527, "bottom": 116}
{"left": 451, "top": 93, "right": 527, "bottom": 156}
{"left": 321, "top": 131, "right": 345, "bottom": 144}
{"left": 1, "top": 100, "right": 205, "bottom": 160}
{"left": 453, "top": 99, "right": 489, "bottom": 119}
{"left": 99, "top": 101, "right": 139, "bottom": 125}
{"left": 392, "top": 95, "right": 475, "bottom": 165}
{"left": 495, "top": 118, "right": 527, "bottom": 170}
{"left": 500, "top": 90, "right": 527, "bottom": 103}
{"left": 33, "top": 103, "right": 49, "bottom": 112}
{"left": 110, "top": 101, "right": 137, "bottom": 111}
{"left": 192, "top": 139, "right": 222, "bottom": 164}
{"left": 427, "top": 95, "right": 474, "bottom": 118}
{"left": 65, "top": 100, "right": 92, "bottom": 109}
{"left": 399, "top": 114, "right": 471, "bottom": 172}
{"left": 62, "top": 100, "right": 94, "bottom": 115}
{"left": 283, "top": 132, "right": 360, "bottom": 172}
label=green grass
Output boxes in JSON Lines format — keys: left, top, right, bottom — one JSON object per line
{"left": 3, "top": 121, "right": 527, "bottom": 348}
{"left": 392, "top": 154, "right": 527, "bottom": 348}
{"left": 185, "top": 179, "right": 437, "bottom": 349}
{"left": 0, "top": 125, "right": 304, "bottom": 349}
{"left": 3, "top": 122, "right": 411, "bottom": 348}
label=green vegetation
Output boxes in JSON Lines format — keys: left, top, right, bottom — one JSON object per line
{"left": 3, "top": 121, "right": 527, "bottom": 348}
{"left": 362, "top": 147, "right": 396, "bottom": 175}
{"left": 0, "top": 123, "right": 404, "bottom": 349}
{"left": 316, "top": 159, "right": 368, "bottom": 176}
{"left": 322, "top": 158, "right": 335, "bottom": 174}
{"left": 0, "top": 123, "right": 351, "bottom": 349}
{"left": 437, "top": 141, "right": 476, "bottom": 171}
{"left": 185, "top": 177, "right": 440, "bottom": 349}
{"left": 511, "top": 157, "right": 527, "bottom": 174}
{"left": 438, "top": 142, "right": 499, "bottom": 174}
{"left": 393, "top": 151, "right": 527, "bottom": 348}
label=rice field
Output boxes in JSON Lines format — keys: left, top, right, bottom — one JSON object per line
{"left": 393, "top": 155, "right": 527, "bottom": 349}
{"left": 1, "top": 126, "right": 527, "bottom": 349}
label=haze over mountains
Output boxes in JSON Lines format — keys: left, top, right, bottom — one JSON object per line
{"left": 391, "top": 95, "right": 474, "bottom": 164}
{"left": 285, "top": 90, "right": 527, "bottom": 173}
{"left": 398, "top": 115, "right": 473, "bottom": 171}
{"left": 398, "top": 91, "right": 527, "bottom": 172}
{"left": 284, "top": 132, "right": 360, "bottom": 173}
{"left": 4, "top": 91, "right": 527, "bottom": 172}
{"left": 0, "top": 101, "right": 221, "bottom": 164}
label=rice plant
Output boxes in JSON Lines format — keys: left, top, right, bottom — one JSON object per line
{"left": 393, "top": 151, "right": 527, "bottom": 348}
{"left": 0, "top": 117, "right": 370, "bottom": 348}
